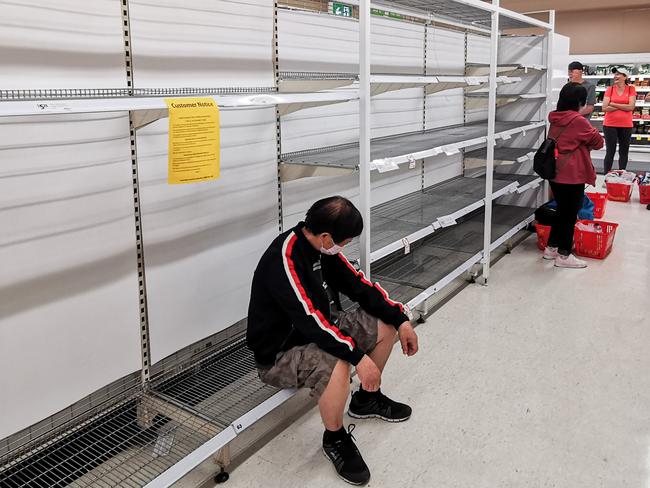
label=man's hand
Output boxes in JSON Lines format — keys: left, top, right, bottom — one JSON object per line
{"left": 356, "top": 355, "right": 381, "bottom": 392}
{"left": 398, "top": 322, "right": 419, "bottom": 356}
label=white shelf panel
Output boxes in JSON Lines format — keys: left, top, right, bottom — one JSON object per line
{"left": 465, "top": 92, "right": 546, "bottom": 109}
{"left": 0, "top": 92, "right": 360, "bottom": 127}
{"left": 277, "top": 72, "right": 522, "bottom": 95}
{"left": 375, "top": 0, "right": 551, "bottom": 31}
{"left": 466, "top": 63, "right": 546, "bottom": 77}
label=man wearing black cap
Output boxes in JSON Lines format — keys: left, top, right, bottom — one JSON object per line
{"left": 568, "top": 61, "right": 596, "bottom": 119}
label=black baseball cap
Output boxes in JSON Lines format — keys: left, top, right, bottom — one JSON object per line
{"left": 568, "top": 61, "right": 584, "bottom": 71}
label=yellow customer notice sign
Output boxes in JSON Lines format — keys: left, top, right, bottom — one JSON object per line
{"left": 165, "top": 98, "right": 220, "bottom": 184}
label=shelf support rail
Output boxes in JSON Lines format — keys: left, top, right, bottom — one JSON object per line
{"left": 540, "top": 10, "right": 556, "bottom": 211}
{"left": 359, "top": 0, "right": 372, "bottom": 278}
{"left": 481, "top": 2, "right": 500, "bottom": 285}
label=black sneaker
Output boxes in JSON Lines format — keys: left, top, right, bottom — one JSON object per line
{"left": 322, "top": 425, "right": 370, "bottom": 485}
{"left": 348, "top": 389, "right": 412, "bottom": 422}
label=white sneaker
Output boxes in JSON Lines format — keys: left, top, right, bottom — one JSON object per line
{"left": 543, "top": 246, "right": 559, "bottom": 260}
{"left": 554, "top": 254, "right": 587, "bottom": 269}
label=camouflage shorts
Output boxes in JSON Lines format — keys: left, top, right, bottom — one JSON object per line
{"left": 257, "top": 308, "right": 379, "bottom": 398}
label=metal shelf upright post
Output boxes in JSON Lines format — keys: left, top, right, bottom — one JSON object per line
{"left": 481, "top": 0, "right": 500, "bottom": 285}
{"left": 359, "top": 0, "right": 372, "bottom": 277}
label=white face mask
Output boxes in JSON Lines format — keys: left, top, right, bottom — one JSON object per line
{"left": 320, "top": 235, "right": 343, "bottom": 255}
{"left": 321, "top": 244, "right": 343, "bottom": 255}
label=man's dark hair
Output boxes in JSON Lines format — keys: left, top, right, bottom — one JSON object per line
{"left": 557, "top": 82, "right": 587, "bottom": 112}
{"left": 568, "top": 61, "right": 584, "bottom": 71}
{"left": 304, "top": 196, "right": 363, "bottom": 244}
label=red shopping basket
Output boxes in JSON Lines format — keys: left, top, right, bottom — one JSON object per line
{"left": 535, "top": 223, "right": 551, "bottom": 250}
{"left": 639, "top": 184, "right": 650, "bottom": 205}
{"left": 606, "top": 181, "right": 633, "bottom": 202}
{"left": 585, "top": 192, "right": 607, "bottom": 219}
{"left": 605, "top": 171, "right": 634, "bottom": 202}
{"left": 573, "top": 220, "right": 619, "bottom": 259}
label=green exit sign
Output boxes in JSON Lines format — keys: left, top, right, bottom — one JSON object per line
{"left": 329, "top": 2, "right": 353, "bottom": 17}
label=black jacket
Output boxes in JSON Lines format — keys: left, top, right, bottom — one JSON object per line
{"left": 247, "top": 223, "right": 410, "bottom": 366}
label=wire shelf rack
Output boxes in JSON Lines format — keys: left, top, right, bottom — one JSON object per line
{"left": 372, "top": 204, "right": 535, "bottom": 289}
{"left": 0, "top": 335, "right": 280, "bottom": 488}
{"left": 0, "top": 391, "right": 217, "bottom": 488}
{"left": 151, "top": 340, "right": 279, "bottom": 428}
{"left": 373, "top": 241, "right": 476, "bottom": 289}
{"left": 0, "top": 87, "right": 277, "bottom": 101}
{"left": 465, "top": 146, "right": 535, "bottom": 163}
{"left": 342, "top": 176, "right": 513, "bottom": 263}
{"left": 281, "top": 121, "right": 540, "bottom": 169}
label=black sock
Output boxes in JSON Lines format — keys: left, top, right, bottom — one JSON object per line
{"left": 323, "top": 426, "right": 346, "bottom": 443}
{"left": 357, "top": 386, "right": 379, "bottom": 402}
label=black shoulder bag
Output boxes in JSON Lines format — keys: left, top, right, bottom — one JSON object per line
{"left": 533, "top": 117, "right": 578, "bottom": 180}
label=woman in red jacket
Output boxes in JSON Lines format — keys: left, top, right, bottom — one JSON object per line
{"left": 602, "top": 67, "right": 637, "bottom": 173}
{"left": 544, "top": 82, "right": 604, "bottom": 268}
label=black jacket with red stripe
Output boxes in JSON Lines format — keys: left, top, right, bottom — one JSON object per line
{"left": 247, "top": 222, "right": 410, "bottom": 367}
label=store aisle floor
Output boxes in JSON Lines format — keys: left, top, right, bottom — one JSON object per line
{"left": 206, "top": 193, "right": 650, "bottom": 488}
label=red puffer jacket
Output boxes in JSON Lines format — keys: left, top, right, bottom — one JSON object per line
{"left": 548, "top": 110, "right": 604, "bottom": 187}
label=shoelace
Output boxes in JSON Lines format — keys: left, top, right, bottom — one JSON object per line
{"left": 347, "top": 423, "right": 357, "bottom": 441}
{"left": 332, "top": 424, "right": 358, "bottom": 458}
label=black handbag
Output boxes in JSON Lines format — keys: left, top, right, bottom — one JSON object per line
{"left": 533, "top": 116, "right": 579, "bottom": 180}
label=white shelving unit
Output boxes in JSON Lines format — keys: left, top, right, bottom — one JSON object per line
{"left": 0, "top": 1, "right": 560, "bottom": 487}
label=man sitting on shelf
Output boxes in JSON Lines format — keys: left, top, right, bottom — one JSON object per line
{"left": 247, "top": 196, "right": 419, "bottom": 485}
{"left": 568, "top": 61, "right": 596, "bottom": 119}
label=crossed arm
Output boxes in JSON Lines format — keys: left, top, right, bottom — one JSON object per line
{"left": 602, "top": 95, "right": 637, "bottom": 113}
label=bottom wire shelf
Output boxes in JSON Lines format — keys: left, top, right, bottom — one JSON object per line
{"left": 151, "top": 340, "right": 279, "bottom": 428}
{"left": 0, "top": 339, "right": 281, "bottom": 488}
{"left": 0, "top": 393, "right": 218, "bottom": 488}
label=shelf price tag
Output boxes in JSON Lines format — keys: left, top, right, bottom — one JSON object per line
{"left": 407, "top": 154, "right": 417, "bottom": 169}
{"left": 442, "top": 145, "right": 460, "bottom": 156}
{"left": 165, "top": 98, "right": 220, "bottom": 185}
{"left": 374, "top": 159, "right": 399, "bottom": 173}
{"left": 401, "top": 238, "right": 411, "bottom": 255}
{"left": 438, "top": 215, "right": 457, "bottom": 228}
{"left": 35, "top": 101, "right": 72, "bottom": 113}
